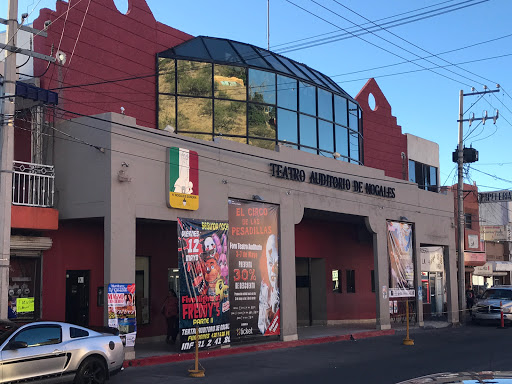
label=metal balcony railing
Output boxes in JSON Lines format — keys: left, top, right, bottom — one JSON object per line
{"left": 12, "top": 161, "right": 55, "bottom": 207}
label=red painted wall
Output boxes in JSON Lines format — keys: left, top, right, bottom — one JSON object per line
{"left": 42, "top": 219, "right": 104, "bottom": 326}
{"left": 295, "top": 218, "right": 376, "bottom": 320}
{"left": 11, "top": 205, "right": 59, "bottom": 230}
{"left": 33, "top": 0, "right": 192, "bottom": 129}
{"left": 356, "top": 78, "right": 408, "bottom": 180}
{"left": 136, "top": 220, "right": 178, "bottom": 338}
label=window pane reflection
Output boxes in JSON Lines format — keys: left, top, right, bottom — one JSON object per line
{"left": 277, "top": 108, "right": 297, "bottom": 145}
{"left": 335, "top": 124, "right": 349, "bottom": 160}
{"left": 318, "top": 120, "right": 334, "bottom": 153}
{"left": 348, "top": 101, "right": 358, "bottom": 130}
{"left": 248, "top": 104, "right": 276, "bottom": 139}
{"left": 299, "top": 82, "right": 316, "bottom": 115}
{"left": 334, "top": 95, "right": 348, "bottom": 126}
{"left": 181, "top": 132, "right": 213, "bottom": 141}
{"left": 177, "top": 96, "right": 212, "bottom": 133}
{"left": 349, "top": 130, "right": 360, "bottom": 163}
{"left": 277, "top": 75, "right": 297, "bottom": 111}
{"left": 249, "top": 69, "right": 275, "bottom": 104}
{"left": 214, "top": 65, "right": 246, "bottom": 101}
{"left": 158, "top": 95, "right": 175, "bottom": 130}
{"left": 177, "top": 60, "right": 212, "bottom": 97}
{"left": 223, "top": 136, "right": 247, "bottom": 144}
{"left": 158, "top": 58, "right": 175, "bottom": 94}
{"left": 214, "top": 99, "right": 246, "bottom": 136}
{"left": 300, "top": 114, "right": 317, "bottom": 154}
{"left": 318, "top": 89, "right": 333, "bottom": 121}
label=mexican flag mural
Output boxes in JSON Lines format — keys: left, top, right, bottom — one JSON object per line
{"left": 167, "top": 147, "right": 199, "bottom": 210}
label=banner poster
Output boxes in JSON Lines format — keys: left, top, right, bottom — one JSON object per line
{"left": 228, "top": 199, "right": 280, "bottom": 341}
{"left": 177, "top": 218, "right": 230, "bottom": 352}
{"left": 387, "top": 221, "right": 415, "bottom": 298}
{"left": 107, "top": 283, "right": 137, "bottom": 347}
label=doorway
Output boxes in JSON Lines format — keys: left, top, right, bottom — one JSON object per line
{"left": 295, "top": 258, "right": 327, "bottom": 326}
{"left": 65, "top": 270, "right": 90, "bottom": 326}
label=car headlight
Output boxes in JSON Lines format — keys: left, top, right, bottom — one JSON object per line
{"left": 503, "top": 307, "right": 512, "bottom": 313}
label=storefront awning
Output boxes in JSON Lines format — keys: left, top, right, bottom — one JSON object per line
{"left": 473, "top": 261, "right": 512, "bottom": 276}
{"left": 464, "top": 251, "right": 486, "bottom": 267}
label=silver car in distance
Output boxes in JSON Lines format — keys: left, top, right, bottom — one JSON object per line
{"left": 0, "top": 321, "right": 124, "bottom": 384}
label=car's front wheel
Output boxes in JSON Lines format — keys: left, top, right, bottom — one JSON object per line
{"left": 75, "top": 356, "right": 108, "bottom": 384}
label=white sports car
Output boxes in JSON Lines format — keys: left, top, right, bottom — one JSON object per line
{"left": 0, "top": 320, "right": 124, "bottom": 384}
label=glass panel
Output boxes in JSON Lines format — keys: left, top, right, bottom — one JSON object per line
{"left": 314, "top": 69, "right": 339, "bottom": 93}
{"left": 203, "top": 38, "right": 241, "bottom": 64}
{"left": 299, "top": 82, "right": 316, "bottom": 116}
{"left": 231, "top": 42, "right": 270, "bottom": 68}
{"left": 299, "top": 64, "right": 327, "bottom": 87}
{"left": 335, "top": 95, "right": 348, "bottom": 126}
{"left": 348, "top": 101, "right": 358, "bottom": 130}
{"left": 335, "top": 124, "right": 349, "bottom": 160}
{"left": 249, "top": 138, "right": 276, "bottom": 150}
{"left": 9, "top": 257, "right": 40, "bottom": 321}
{"left": 214, "top": 99, "right": 246, "bottom": 136}
{"left": 318, "top": 120, "right": 334, "bottom": 153}
{"left": 180, "top": 132, "right": 212, "bottom": 141}
{"left": 13, "top": 326, "right": 61, "bottom": 347}
{"left": 248, "top": 104, "right": 276, "bottom": 139}
{"left": 177, "top": 96, "right": 212, "bottom": 133}
{"left": 172, "top": 37, "right": 211, "bottom": 60}
{"left": 277, "top": 108, "right": 298, "bottom": 145}
{"left": 255, "top": 48, "right": 291, "bottom": 74}
{"left": 158, "top": 95, "right": 176, "bottom": 131}
{"left": 177, "top": 60, "right": 212, "bottom": 97}
{"left": 430, "top": 166, "right": 438, "bottom": 186}
{"left": 249, "top": 69, "right": 276, "bottom": 105}
{"left": 214, "top": 65, "right": 246, "bottom": 101}
{"left": 158, "top": 58, "right": 175, "bottom": 94}
{"left": 349, "top": 130, "right": 360, "bottom": 163}
{"left": 276, "top": 55, "right": 309, "bottom": 81}
{"left": 222, "top": 136, "right": 246, "bottom": 144}
{"left": 409, "top": 160, "right": 416, "bottom": 183}
{"left": 277, "top": 75, "right": 297, "bottom": 111}
{"left": 299, "top": 114, "right": 317, "bottom": 154}
{"left": 318, "top": 89, "right": 333, "bottom": 121}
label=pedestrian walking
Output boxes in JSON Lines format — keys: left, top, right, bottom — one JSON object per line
{"left": 161, "top": 290, "right": 179, "bottom": 344}
{"left": 466, "top": 285, "right": 475, "bottom": 315}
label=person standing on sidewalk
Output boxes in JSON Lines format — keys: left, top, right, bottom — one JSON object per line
{"left": 466, "top": 285, "right": 475, "bottom": 315}
{"left": 162, "top": 290, "right": 179, "bottom": 344}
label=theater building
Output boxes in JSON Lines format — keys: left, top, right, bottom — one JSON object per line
{"left": 3, "top": 0, "right": 458, "bottom": 352}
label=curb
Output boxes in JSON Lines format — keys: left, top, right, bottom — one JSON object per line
{"left": 123, "top": 329, "right": 395, "bottom": 368}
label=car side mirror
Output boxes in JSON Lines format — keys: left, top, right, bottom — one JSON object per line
{"left": 9, "top": 341, "right": 28, "bottom": 350}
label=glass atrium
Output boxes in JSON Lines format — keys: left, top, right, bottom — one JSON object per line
{"left": 157, "top": 36, "right": 363, "bottom": 164}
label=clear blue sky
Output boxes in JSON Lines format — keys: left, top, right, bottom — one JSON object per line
{"left": 3, "top": 0, "right": 512, "bottom": 191}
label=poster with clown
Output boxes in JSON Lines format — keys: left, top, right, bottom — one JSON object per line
{"left": 177, "top": 218, "right": 230, "bottom": 352}
{"left": 228, "top": 199, "right": 280, "bottom": 341}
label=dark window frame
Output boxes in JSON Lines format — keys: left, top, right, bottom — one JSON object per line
{"left": 346, "top": 270, "right": 356, "bottom": 293}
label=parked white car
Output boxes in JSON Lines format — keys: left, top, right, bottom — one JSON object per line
{"left": 0, "top": 320, "right": 124, "bottom": 384}
{"left": 472, "top": 286, "right": 512, "bottom": 324}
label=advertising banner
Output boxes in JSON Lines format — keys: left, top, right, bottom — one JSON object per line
{"left": 107, "top": 283, "right": 136, "bottom": 346}
{"left": 167, "top": 147, "right": 199, "bottom": 210}
{"left": 228, "top": 199, "right": 280, "bottom": 341}
{"left": 387, "top": 221, "right": 415, "bottom": 298}
{"left": 177, "top": 218, "right": 230, "bottom": 352}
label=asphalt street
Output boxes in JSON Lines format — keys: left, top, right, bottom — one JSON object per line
{"left": 111, "top": 322, "right": 512, "bottom": 384}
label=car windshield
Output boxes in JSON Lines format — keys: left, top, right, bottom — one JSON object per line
{"left": 0, "top": 322, "right": 18, "bottom": 345}
{"left": 482, "top": 289, "right": 512, "bottom": 300}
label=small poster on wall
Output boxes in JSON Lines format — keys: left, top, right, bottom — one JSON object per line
{"left": 107, "top": 283, "right": 137, "bottom": 347}
{"left": 387, "top": 221, "right": 415, "bottom": 298}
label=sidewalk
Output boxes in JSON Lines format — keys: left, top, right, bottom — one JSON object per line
{"left": 125, "top": 319, "right": 451, "bottom": 368}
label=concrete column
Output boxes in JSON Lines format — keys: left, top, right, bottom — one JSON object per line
{"left": 280, "top": 195, "right": 298, "bottom": 342}
{"left": 104, "top": 160, "right": 136, "bottom": 358}
{"left": 366, "top": 217, "right": 390, "bottom": 330}
{"left": 445, "top": 244, "right": 459, "bottom": 324}
{"left": 413, "top": 239, "right": 424, "bottom": 326}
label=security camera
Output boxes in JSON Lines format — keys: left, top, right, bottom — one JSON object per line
{"left": 21, "top": 13, "right": 28, "bottom": 21}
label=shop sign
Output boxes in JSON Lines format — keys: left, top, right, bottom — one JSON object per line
{"left": 107, "top": 283, "right": 137, "bottom": 347}
{"left": 420, "top": 246, "right": 444, "bottom": 272}
{"left": 474, "top": 263, "right": 492, "bottom": 276}
{"left": 464, "top": 252, "right": 486, "bottom": 266}
{"left": 269, "top": 163, "right": 395, "bottom": 198}
{"left": 228, "top": 199, "right": 280, "bottom": 340}
{"left": 388, "top": 221, "right": 415, "bottom": 298}
{"left": 479, "top": 191, "right": 512, "bottom": 203}
{"left": 482, "top": 225, "right": 511, "bottom": 242}
{"left": 177, "top": 219, "right": 230, "bottom": 352}
{"left": 16, "top": 297, "right": 34, "bottom": 313}
{"left": 167, "top": 147, "right": 199, "bottom": 210}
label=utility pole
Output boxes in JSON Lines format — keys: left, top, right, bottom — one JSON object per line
{"left": 0, "top": 0, "right": 55, "bottom": 318}
{"left": 0, "top": 0, "right": 18, "bottom": 320}
{"left": 456, "top": 86, "right": 499, "bottom": 323}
